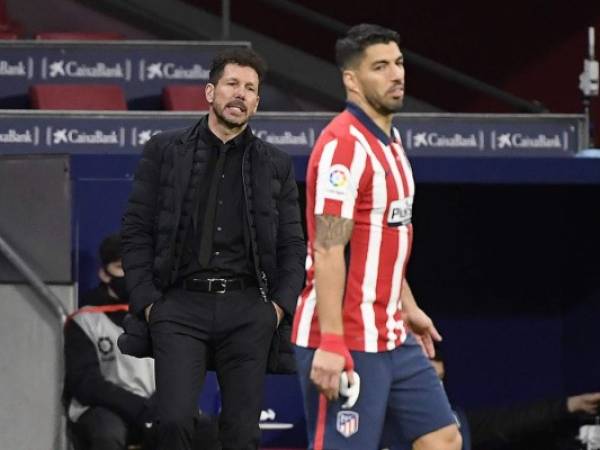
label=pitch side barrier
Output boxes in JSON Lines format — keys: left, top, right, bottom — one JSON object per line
{"left": 0, "top": 110, "right": 597, "bottom": 184}
{"left": 0, "top": 40, "right": 249, "bottom": 109}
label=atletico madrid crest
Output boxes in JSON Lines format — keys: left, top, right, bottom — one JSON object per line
{"left": 336, "top": 411, "right": 359, "bottom": 438}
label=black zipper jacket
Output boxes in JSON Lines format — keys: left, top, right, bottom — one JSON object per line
{"left": 120, "top": 117, "right": 306, "bottom": 373}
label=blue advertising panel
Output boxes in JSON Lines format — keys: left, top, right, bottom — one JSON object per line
{"left": 1, "top": 110, "right": 596, "bottom": 448}
{"left": 0, "top": 41, "right": 249, "bottom": 108}
{"left": 400, "top": 113, "right": 585, "bottom": 156}
{"left": 0, "top": 110, "right": 587, "bottom": 155}
{"left": 0, "top": 111, "right": 596, "bottom": 184}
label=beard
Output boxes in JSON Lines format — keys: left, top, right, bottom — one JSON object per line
{"left": 366, "top": 94, "right": 404, "bottom": 116}
{"left": 212, "top": 99, "right": 250, "bottom": 129}
{"left": 363, "top": 83, "right": 405, "bottom": 116}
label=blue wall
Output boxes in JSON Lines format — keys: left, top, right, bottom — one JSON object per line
{"left": 71, "top": 154, "right": 600, "bottom": 447}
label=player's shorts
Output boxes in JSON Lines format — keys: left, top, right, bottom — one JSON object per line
{"left": 294, "top": 333, "right": 456, "bottom": 450}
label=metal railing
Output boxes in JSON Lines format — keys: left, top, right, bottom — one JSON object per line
{"left": 0, "top": 232, "right": 68, "bottom": 450}
{"left": 0, "top": 233, "right": 68, "bottom": 322}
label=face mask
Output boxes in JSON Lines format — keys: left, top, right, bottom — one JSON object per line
{"left": 108, "top": 276, "right": 128, "bottom": 301}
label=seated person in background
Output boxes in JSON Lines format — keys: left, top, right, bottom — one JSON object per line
{"left": 382, "top": 345, "right": 600, "bottom": 450}
{"left": 64, "top": 233, "right": 157, "bottom": 450}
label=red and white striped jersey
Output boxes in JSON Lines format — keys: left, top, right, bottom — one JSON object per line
{"left": 292, "top": 103, "right": 415, "bottom": 353}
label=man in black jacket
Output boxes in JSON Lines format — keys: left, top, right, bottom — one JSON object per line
{"left": 120, "top": 48, "right": 306, "bottom": 450}
{"left": 64, "top": 234, "right": 157, "bottom": 450}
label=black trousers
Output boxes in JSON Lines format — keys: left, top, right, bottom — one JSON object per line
{"left": 149, "top": 285, "right": 277, "bottom": 450}
{"left": 72, "top": 407, "right": 134, "bottom": 450}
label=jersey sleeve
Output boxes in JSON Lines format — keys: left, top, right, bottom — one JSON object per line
{"left": 314, "top": 134, "right": 367, "bottom": 220}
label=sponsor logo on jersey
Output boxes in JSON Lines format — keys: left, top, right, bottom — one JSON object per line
{"left": 387, "top": 197, "right": 413, "bottom": 227}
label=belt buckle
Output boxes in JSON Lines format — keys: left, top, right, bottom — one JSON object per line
{"left": 207, "top": 278, "right": 227, "bottom": 294}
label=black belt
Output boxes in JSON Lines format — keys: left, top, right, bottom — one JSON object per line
{"left": 182, "top": 276, "right": 257, "bottom": 294}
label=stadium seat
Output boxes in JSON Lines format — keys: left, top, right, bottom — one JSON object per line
{"left": 35, "top": 32, "right": 123, "bottom": 40}
{"left": 0, "top": 0, "right": 21, "bottom": 34}
{"left": 162, "top": 84, "right": 210, "bottom": 111}
{"left": 0, "top": 31, "right": 17, "bottom": 39}
{"left": 0, "top": 0, "right": 9, "bottom": 26}
{"left": 29, "top": 84, "right": 127, "bottom": 110}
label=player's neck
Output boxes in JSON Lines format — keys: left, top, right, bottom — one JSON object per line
{"left": 347, "top": 96, "right": 392, "bottom": 138}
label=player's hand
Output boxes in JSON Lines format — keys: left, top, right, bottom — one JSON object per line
{"left": 405, "top": 307, "right": 442, "bottom": 358}
{"left": 144, "top": 303, "right": 154, "bottom": 323}
{"left": 567, "top": 392, "right": 600, "bottom": 414}
{"left": 310, "top": 349, "right": 348, "bottom": 401}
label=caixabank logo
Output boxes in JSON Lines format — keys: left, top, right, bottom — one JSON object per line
{"left": 41, "top": 58, "right": 132, "bottom": 81}
{"left": 0, "top": 58, "right": 34, "bottom": 79}
{"left": 46, "top": 126, "right": 125, "bottom": 148}
{"left": 0, "top": 127, "right": 40, "bottom": 145}
{"left": 491, "top": 131, "right": 568, "bottom": 151}
{"left": 254, "top": 128, "right": 316, "bottom": 148}
{"left": 139, "top": 60, "right": 210, "bottom": 81}
{"left": 131, "top": 128, "right": 163, "bottom": 147}
{"left": 405, "top": 130, "right": 484, "bottom": 150}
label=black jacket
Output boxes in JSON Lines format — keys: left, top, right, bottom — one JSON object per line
{"left": 467, "top": 398, "right": 577, "bottom": 450}
{"left": 120, "top": 118, "right": 306, "bottom": 372}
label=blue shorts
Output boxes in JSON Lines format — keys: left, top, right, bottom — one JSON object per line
{"left": 294, "top": 334, "right": 456, "bottom": 450}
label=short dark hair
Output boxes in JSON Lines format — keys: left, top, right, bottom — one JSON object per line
{"left": 335, "top": 23, "right": 401, "bottom": 69}
{"left": 208, "top": 47, "right": 267, "bottom": 85}
{"left": 99, "top": 233, "right": 121, "bottom": 267}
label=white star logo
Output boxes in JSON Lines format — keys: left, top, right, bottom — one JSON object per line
{"left": 146, "top": 62, "right": 163, "bottom": 80}
{"left": 413, "top": 132, "right": 428, "bottom": 148}
{"left": 53, "top": 129, "right": 68, "bottom": 144}
{"left": 49, "top": 60, "right": 65, "bottom": 77}
{"left": 260, "top": 409, "right": 276, "bottom": 421}
{"left": 497, "top": 133, "right": 512, "bottom": 148}
{"left": 138, "top": 130, "right": 153, "bottom": 145}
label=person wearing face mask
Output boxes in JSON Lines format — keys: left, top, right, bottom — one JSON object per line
{"left": 64, "top": 233, "right": 157, "bottom": 450}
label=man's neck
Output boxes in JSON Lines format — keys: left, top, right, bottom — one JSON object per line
{"left": 346, "top": 94, "right": 393, "bottom": 138}
{"left": 207, "top": 111, "right": 246, "bottom": 143}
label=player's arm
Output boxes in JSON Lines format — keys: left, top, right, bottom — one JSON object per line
{"left": 310, "top": 214, "right": 354, "bottom": 400}
{"left": 400, "top": 278, "right": 419, "bottom": 312}
{"left": 314, "top": 214, "right": 353, "bottom": 334}
{"left": 401, "top": 278, "right": 442, "bottom": 358}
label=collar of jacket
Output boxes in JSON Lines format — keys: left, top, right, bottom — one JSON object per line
{"left": 171, "top": 114, "right": 260, "bottom": 215}
{"left": 176, "top": 114, "right": 255, "bottom": 149}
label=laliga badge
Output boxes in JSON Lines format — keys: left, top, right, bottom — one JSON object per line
{"left": 339, "top": 371, "right": 360, "bottom": 409}
{"left": 321, "top": 164, "right": 352, "bottom": 201}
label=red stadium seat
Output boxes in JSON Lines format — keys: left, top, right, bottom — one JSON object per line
{"left": 0, "top": 0, "right": 8, "bottom": 25}
{"left": 0, "top": 0, "right": 21, "bottom": 34}
{"left": 0, "top": 31, "right": 17, "bottom": 39}
{"left": 162, "top": 84, "right": 210, "bottom": 111}
{"left": 29, "top": 84, "right": 127, "bottom": 110}
{"left": 35, "top": 32, "right": 123, "bottom": 40}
